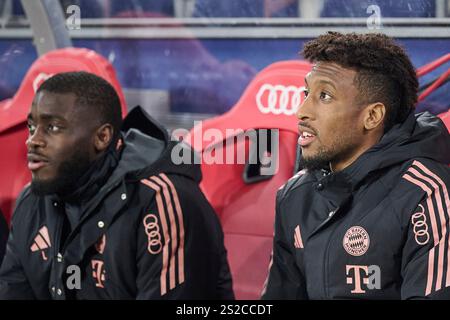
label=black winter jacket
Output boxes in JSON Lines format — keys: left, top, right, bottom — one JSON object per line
{"left": 0, "top": 107, "right": 234, "bottom": 300}
{"left": 0, "top": 210, "right": 7, "bottom": 266}
{"left": 262, "top": 112, "right": 450, "bottom": 299}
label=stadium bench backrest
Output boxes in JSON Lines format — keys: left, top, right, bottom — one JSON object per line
{"left": 186, "top": 60, "right": 312, "bottom": 299}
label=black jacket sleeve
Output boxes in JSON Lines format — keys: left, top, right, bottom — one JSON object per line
{"left": 0, "top": 207, "right": 35, "bottom": 299}
{"left": 261, "top": 190, "right": 308, "bottom": 299}
{"left": 401, "top": 193, "right": 450, "bottom": 299}
{"left": 0, "top": 209, "right": 8, "bottom": 266}
{"left": 135, "top": 174, "right": 234, "bottom": 299}
{"left": 214, "top": 227, "right": 234, "bottom": 300}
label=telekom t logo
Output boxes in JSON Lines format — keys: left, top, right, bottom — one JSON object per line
{"left": 346, "top": 265, "right": 381, "bottom": 294}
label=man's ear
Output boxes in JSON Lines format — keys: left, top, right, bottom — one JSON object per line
{"left": 94, "top": 124, "right": 114, "bottom": 152}
{"left": 363, "top": 103, "right": 386, "bottom": 131}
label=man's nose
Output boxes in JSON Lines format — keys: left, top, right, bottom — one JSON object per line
{"left": 26, "top": 129, "right": 46, "bottom": 150}
{"left": 296, "top": 94, "right": 314, "bottom": 121}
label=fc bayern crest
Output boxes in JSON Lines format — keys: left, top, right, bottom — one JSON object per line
{"left": 343, "top": 226, "right": 370, "bottom": 256}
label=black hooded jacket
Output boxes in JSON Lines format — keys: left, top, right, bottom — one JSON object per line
{"left": 0, "top": 107, "right": 234, "bottom": 300}
{"left": 0, "top": 210, "right": 7, "bottom": 266}
{"left": 262, "top": 112, "right": 450, "bottom": 299}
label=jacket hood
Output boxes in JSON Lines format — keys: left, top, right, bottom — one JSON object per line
{"left": 105, "top": 106, "right": 202, "bottom": 186}
{"left": 341, "top": 111, "right": 449, "bottom": 186}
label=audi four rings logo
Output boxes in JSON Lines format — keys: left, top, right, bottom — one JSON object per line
{"left": 411, "top": 204, "right": 430, "bottom": 245}
{"left": 256, "top": 84, "right": 305, "bottom": 116}
{"left": 143, "top": 214, "right": 163, "bottom": 254}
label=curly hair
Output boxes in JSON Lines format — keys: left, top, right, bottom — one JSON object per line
{"left": 38, "top": 71, "right": 122, "bottom": 142}
{"left": 301, "top": 32, "right": 418, "bottom": 132}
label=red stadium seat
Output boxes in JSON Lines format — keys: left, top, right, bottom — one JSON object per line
{"left": 186, "top": 60, "right": 312, "bottom": 299}
{"left": 438, "top": 109, "right": 450, "bottom": 131}
{"left": 0, "top": 48, "right": 127, "bottom": 224}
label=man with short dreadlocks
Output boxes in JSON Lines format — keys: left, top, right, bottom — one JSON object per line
{"left": 262, "top": 32, "right": 450, "bottom": 300}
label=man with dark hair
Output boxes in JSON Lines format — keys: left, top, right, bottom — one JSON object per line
{"left": 262, "top": 32, "right": 450, "bottom": 299}
{"left": 26, "top": 72, "right": 123, "bottom": 197}
{"left": 0, "top": 71, "right": 233, "bottom": 300}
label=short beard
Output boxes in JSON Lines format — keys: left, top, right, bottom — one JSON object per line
{"left": 30, "top": 150, "right": 92, "bottom": 197}
{"left": 299, "top": 136, "right": 358, "bottom": 172}
{"left": 299, "top": 147, "right": 332, "bottom": 171}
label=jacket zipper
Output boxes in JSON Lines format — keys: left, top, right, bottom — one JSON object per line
{"left": 323, "top": 206, "right": 349, "bottom": 299}
{"left": 322, "top": 207, "right": 337, "bottom": 299}
{"left": 61, "top": 180, "right": 124, "bottom": 252}
{"left": 52, "top": 211, "right": 64, "bottom": 299}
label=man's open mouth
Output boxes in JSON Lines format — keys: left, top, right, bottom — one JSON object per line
{"left": 298, "top": 130, "right": 317, "bottom": 147}
{"left": 27, "top": 154, "right": 49, "bottom": 171}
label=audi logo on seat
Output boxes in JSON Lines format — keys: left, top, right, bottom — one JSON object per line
{"left": 256, "top": 84, "right": 305, "bottom": 116}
